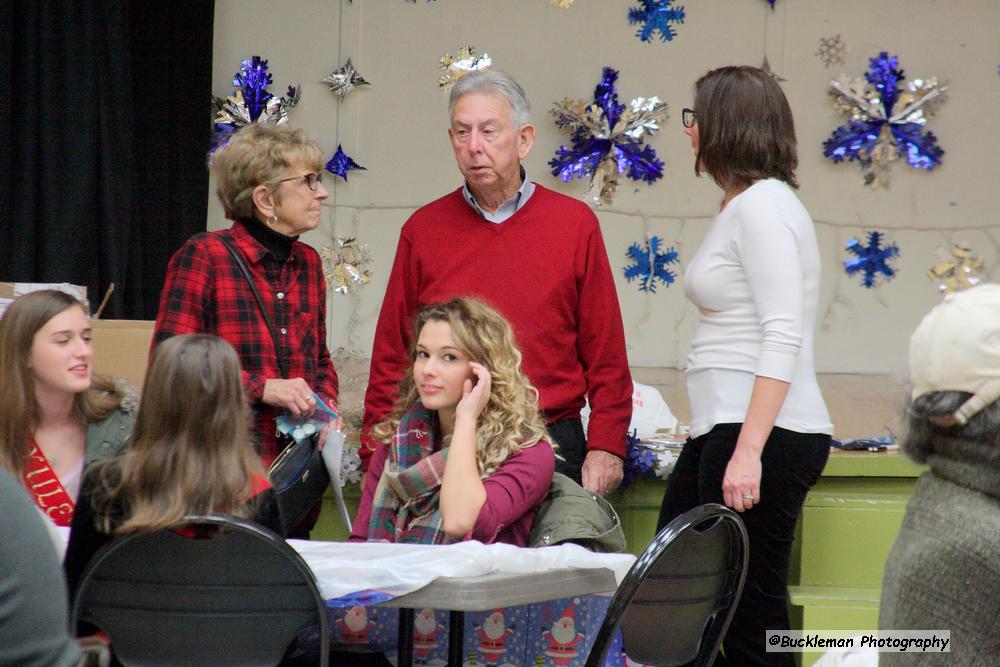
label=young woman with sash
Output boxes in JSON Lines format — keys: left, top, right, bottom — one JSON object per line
{"left": 0, "top": 290, "right": 136, "bottom": 527}
{"left": 63, "top": 334, "right": 283, "bottom": 598}
{"left": 351, "top": 297, "right": 557, "bottom": 545}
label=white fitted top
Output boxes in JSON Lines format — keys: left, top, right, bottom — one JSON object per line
{"left": 684, "top": 179, "right": 832, "bottom": 439}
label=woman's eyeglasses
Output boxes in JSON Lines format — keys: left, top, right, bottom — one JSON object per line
{"left": 276, "top": 172, "right": 323, "bottom": 191}
{"left": 682, "top": 108, "right": 697, "bottom": 128}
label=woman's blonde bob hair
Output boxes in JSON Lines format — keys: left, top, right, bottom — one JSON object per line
{"left": 89, "top": 334, "right": 265, "bottom": 533}
{"left": 372, "top": 297, "right": 554, "bottom": 476}
{"left": 0, "top": 290, "right": 123, "bottom": 478}
{"left": 211, "top": 124, "right": 324, "bottom": 221}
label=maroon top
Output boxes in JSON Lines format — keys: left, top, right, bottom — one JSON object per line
{"left": 350, "top": 438, "right": 555, "bottom": 547}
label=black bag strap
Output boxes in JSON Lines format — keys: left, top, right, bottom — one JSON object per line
{"left": 216, "top": 234, "right": 288, "bottom": 379}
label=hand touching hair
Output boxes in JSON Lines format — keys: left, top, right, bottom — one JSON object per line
{"left": 373, "top": 297, "right": 553, "bottom": 475}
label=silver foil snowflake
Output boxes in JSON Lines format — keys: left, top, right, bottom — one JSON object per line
{"left": 322, "top": 58, "right": 370, "bottom": 101}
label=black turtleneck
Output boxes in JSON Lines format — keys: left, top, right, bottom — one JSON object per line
{"left": 238, "top": 217, "right": 298, "bottom": 263}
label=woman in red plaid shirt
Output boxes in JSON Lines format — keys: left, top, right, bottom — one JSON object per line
{"left": 153, "top": 125, "right": 340, "bottom": 483}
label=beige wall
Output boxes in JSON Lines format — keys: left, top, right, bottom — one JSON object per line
{"left": 211, "top": 0, "right": 1000, "bottom": 376}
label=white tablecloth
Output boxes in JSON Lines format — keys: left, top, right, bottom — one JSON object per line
{"left": 290, "top": 540, "right": 636, "bottom": 603}
{"left": 56, "top": 524, "right": 636, "bottom": 606}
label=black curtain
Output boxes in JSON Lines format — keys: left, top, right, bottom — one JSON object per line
{"left": 0, "top": 0, "right": 214, "bottom": 319}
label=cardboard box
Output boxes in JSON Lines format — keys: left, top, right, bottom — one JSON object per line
{"left": 90, "top": 320, "right": 156, "bottom": 387}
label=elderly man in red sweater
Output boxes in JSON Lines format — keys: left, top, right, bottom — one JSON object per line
{"left": 362, "top": 69, "right": 632, "bottom": 495}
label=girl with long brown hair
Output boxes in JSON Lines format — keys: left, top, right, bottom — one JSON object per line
{"left": 350, "top": 297, "right": 556, "bottom": 545}
{"left": 63, "top": 334, "right": 283, "bottom": 597}
{"left": 0, "top": 290, "right": 135, "bottom": 526}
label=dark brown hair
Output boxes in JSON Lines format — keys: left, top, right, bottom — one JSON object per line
{"left": 692, "top": 65, "right": 799, "bottom": 189}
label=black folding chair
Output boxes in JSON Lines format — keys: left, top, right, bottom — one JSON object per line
{"left": 585, "top": 503, "right": 749, "bottom": 667}
{"left": 70, "top": 514, "right": 328, "bottom": 667}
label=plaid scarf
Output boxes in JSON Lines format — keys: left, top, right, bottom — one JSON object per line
{"left": 367, "top": 403, "right": 460, "bottom": 544}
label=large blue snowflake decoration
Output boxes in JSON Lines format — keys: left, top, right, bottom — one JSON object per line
{"left": 628, "top": 0, "right": 685, "bottom": 43}
{"left": 549, "top": 67, "right": 668, "bottom": 207}
{"left": 823, "top": 52, "right": 948, "bottom": 189}
{"left": 212, "top": 56, "right": 300, "bottom": 153}
{"left": 325, "top": 144, "right": 366, "bottom": 181}
{"left": 844, "top": 230, "right": 900, "bottom": 288}
{"left": 624, "top": 236, "right": 678, "bottom": 293}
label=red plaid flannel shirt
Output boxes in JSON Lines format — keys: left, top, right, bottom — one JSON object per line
{"left": 153, "top": 220, "right": 339, "bottom": 464}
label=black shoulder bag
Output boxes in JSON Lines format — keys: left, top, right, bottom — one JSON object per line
{"left": 217, "top": 235, "right": 330, "bottom": 534}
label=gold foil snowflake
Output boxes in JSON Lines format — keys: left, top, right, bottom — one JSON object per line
{"left": 927, "top": 244, "right": 985, "bottom": 294}
{"left": 438, "top": 46, "right": 492, "bottom": 91}
{"left": 321, "top": 237, "right": 373, "bottom": 295}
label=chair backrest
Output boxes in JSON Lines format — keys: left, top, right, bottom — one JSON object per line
{"left": 585, "top": 503, "right": 749, "bottom": 667}
{"left": 70, "top": 514, "right": 328, "bottom": 667}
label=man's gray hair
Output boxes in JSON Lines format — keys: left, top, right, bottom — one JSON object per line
{"left": 449, "top": 70, "right": 532, "bottom": 127}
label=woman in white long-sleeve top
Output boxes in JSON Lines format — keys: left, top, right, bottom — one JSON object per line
{"left": 658, "top": 66, "right": 833, "bottom": 667}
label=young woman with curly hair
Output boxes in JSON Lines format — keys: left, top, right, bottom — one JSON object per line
{"left": 350, "top": 297, "right": 556, "bottom": 545}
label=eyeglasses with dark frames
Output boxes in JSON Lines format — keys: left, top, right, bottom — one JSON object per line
{"left": 682, "top": 108, "right": 697, "bottom": 129}
{"left": 275, "top": 172, "right": 323, "bottom": 191}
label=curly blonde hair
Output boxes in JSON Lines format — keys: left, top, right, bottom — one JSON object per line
{"left": 372, "top": 297, "right": 554, "bottom": 476}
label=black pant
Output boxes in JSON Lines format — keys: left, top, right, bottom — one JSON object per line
{"left": 547, "top": 418, "right": 586, "bottom": 485}
{"left": 657, "top": 423, "right": 830, "bottom": 667}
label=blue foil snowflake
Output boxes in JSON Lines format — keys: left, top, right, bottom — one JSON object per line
{"left": 235, "top": 56, "right": 272, "bottom": 120}
{"left": 624, "top": 236, "right": 678, "bottom": 293}
{"left": 212, "top": 56, "right": 300, "bottom": 153}
{"left": 549, "top": 67, "right": 668, "bottom": 206}
{"left": 823, "top": 52, "right": 948, "bottom": 188}
{"left": 622, "top": 430, "right": 656, "bottom": 489}
{"left": 844, "top": 230, "right": 900, "bottom": 288}
{"left": 627, "top": 0, "right": 685, "bottom": 43}
{"left": 325, "top": 144, "right": 366, "bottom": 181}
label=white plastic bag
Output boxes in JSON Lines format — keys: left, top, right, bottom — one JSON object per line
{"left": 580, "top": 381, "right": 678, "bottom": 439}
{"left": 320, "top": 430, "right": 353, "bottom": 532}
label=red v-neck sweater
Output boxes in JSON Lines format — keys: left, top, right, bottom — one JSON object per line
{"left": 362, "top": 184, "right": 632, "bottom": 461}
